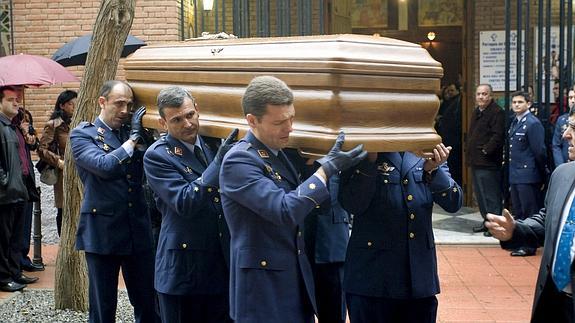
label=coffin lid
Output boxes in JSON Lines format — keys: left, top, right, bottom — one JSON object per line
{"left": 124, "top": 34, "right": 443, "bottom": 79}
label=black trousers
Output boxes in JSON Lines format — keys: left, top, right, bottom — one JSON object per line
{"left": 471, "top": 168, "right": 502, "bottom": 219}
{"left": 56, "top": 207, "right": 62, "bottom": 237}
{"left": 532, "top": 276, "right": 574, "bottom": 323}
{"left": 313, "top": 262, "right": 346, "bottom": 323}
{"left": 157, "top": 292, "right": 232, "bottom": 323}
{"left": 85, "top": 251, "right": 158, "bottom": 323}
{"left": 347, "top": 293, "right": 438, "bottom": 323}
{"left": 19, "top": 201, "right": 33, "bottom": 266}
{"left": 0, "top": 202, "right": 25, "bottom": 283}
{"left": 510, "top": 183, "right": 542, "bottom": 220}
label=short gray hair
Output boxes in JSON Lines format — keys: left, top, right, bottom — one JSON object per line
{"left": 477, "top": 84, "right": 493, "bottom": 94}
{"left": 241, "top": 76, "right": 293, "bottom": 118}
{"left": 157, "top": 86, "right": 194, "bottom": 118}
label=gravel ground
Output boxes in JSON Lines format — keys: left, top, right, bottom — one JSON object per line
{"left": 0, "top": 290, "right": 135, "bottom": 323}
{"left": 35, "top": 171, "right": 60, "bottom": 246}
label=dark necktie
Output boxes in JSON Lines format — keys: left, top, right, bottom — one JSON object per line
{"left": 278, "top": 150, "right": 291, "bottom": 169}
{"left": 509, "top": 118, "right": 518, "bottom": 134}
{"left": 194, "top": 145, "right": 208, "bottom": 168}
{"left": 112, "top": 129, "right": 122, "bottom": 142}
{"left": 552, "top": 198, "right": 575, "bottom": 291}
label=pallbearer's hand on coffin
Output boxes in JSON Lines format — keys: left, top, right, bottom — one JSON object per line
{"left": 413, "top": 143, "right": 452, "bottom": 173}
{"left": 214, "top": 128, "right": 239, "bottom": 166}
{"left": 129, "top": 106, "right": 146, "bottom": 143}
{"left": 316, "top": 131, "right": 368, "bottom": 178}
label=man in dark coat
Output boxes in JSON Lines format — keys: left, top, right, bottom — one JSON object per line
{"left": 0, "top": 86, "right": 39, "bottom": 292}
{"left": 70, "top": 80, "right": 157, "bottom": 323}
{"left": 466, "top": 84, "right": 505, "bottom": 235}
{"left": 486, "top": 108, "right": 575, "bottom": 322}
{"left": 435, "top": 83, "right": 462, "bottom": 185}
{"left": 143, "top": 86, "right": 236, "bottom": 322}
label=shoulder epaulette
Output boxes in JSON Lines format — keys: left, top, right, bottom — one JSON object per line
{"left": 236, "top": 141, "right": 252, "bottom": 151}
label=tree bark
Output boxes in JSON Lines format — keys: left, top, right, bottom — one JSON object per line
{"left": 55, "top": 0, "right": 135, "bottom": 311}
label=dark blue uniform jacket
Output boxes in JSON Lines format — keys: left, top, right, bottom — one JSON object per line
{"left": 340, "top": 152, "right": 462, "bottom": 299}
{"left": 508, "top": 113, "right": 547, "bottom": 184}
{"left": 70, "top": 118, "right": 153, "bottom": 255}
{"left": 143, "top": 134, "right": 230, "bottom": 296}
{"left": 552, "top": 113, "right": 570, "bottom": 168}
{"left": 220, "top": 131, "right": 330, "bottom": 323}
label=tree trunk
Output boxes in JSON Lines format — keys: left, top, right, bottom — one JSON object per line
{"left": 54, "top": 0, "right": 135, "bottom": 311}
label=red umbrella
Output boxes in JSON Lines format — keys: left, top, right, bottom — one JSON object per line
{"left": 0, "top": 53, "right": 78, "bottom": 87}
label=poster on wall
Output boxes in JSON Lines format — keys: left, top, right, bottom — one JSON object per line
{"left": 418, "top": 0, "right": 463, "bottom": 27}
{"left": 479, "top": 30, "right": 525, "bottom": 92}
{"left": 351, "top": 0, "right": 388, "bottom": 28}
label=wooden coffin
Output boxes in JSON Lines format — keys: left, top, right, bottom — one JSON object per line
{"left": 124, "top": 34, "right": 443, "bottom": 154}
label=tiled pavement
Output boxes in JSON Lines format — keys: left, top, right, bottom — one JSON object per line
{"left": 0, "top": 208, "right": 542, "bottom": 322}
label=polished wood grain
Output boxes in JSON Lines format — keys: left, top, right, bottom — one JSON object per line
{"left": 125, "top": 34, "right": 444, "bottom": 153}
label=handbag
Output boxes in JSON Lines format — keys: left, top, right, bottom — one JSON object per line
{"left": 39, "top": 166, "right": 58, "bottom": 185}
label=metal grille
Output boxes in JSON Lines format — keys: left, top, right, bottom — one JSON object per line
{"left": 0, "top": 0, "right": 12, "bottom": 56}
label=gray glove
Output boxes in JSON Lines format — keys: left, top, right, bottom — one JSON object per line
{"left": 129, "top": 106, "right": 146, "bottom": 143}
{"left": 0, "top": 168, "right": 8, "bottom": 187}
{"left": 213, "top": 128, "right": 239, "bottom": 166}
{"left": 316, "top": 131, "right": 367, "bottom": 178}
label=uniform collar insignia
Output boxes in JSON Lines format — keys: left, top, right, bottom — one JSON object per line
{"left": 258, "top": 149, "right": 269, "bottom": 158}
{"left": 185, "top": 166, "right": 193, "bottom": 173}
{"left": 96, "top": 135, "right": 105, "bottom": 142}
{"left": 264, "top": 164, "right": 273, "bottom": 173}
{"left": 97, "top": 127, "right": 105, "bottom": 135}
{"left": 378, "top": 162, "right": 395, "bottom": 172}
{"left": 102, "top": 143, "right": 110, "bottom": 151}
{"left": 174, "top": 146, "right": 183, "bottom": 156}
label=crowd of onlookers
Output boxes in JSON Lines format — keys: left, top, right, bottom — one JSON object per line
{"left": 436, "top": 81, "right": 574, "bottom": 257}
{"left": 0, "top": 86, "right": 78, "bottom": 293}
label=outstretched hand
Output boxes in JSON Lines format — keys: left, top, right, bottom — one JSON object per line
{"left": 316, "top": 131, "right": 368, "bottom": 178}
{"left": 485, "top": 209, "right": 516, "bottom": 241}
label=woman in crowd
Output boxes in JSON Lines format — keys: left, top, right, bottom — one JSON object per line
{"left": 38, "top": 90, "right": 77, "bottom": 236}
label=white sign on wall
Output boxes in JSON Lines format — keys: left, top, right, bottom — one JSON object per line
{"left": 479, "top": 30, "right": 525, "bottom": 91}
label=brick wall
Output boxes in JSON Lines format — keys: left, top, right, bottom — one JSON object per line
{"left": 11, "top": 0, "right": 181, "bottom": 132}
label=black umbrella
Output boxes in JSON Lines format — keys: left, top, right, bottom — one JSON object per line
{"left": 51, "top": 34, "right": 146, "bottom": 67}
